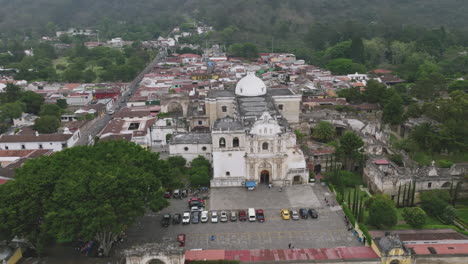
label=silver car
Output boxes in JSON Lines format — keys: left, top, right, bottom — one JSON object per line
{"left": 211, "top": 211, "right": 218, "bottom": 223}
{"left": 220, "top": 211, "right": 228, "bottom": 222}
{"left": 230, "top": 211, "right": 237, "bottom": 222}
{"left": 290, "top": 210, "right": 299, "bottom": 220}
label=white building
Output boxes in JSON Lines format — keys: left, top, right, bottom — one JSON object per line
{"left": 0, "top": 130, "right": 80, "bottom": 152}
{"left": 168, "top": 133, "right": 212, "bottom": 163}
{"left": 13, "top": 113, "right": 38, "bottom": 127}
{"left": 150, "top": 118, "right": 187, "bottom": 146}
{"left": 169, "top": 72, "right": 308, "bottom": 187}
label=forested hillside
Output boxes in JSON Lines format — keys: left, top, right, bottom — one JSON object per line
{"left": 1, "top": 0, "right": 468, "bottom": 39}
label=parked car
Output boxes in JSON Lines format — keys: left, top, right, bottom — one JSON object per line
{"left": 299, "top": 208, "right": 308, "bottom": 219}
{"left": 191, "top": 206, "right": 202, "bottom": 212}
{"left": 163, "top": 191, "right": 171, "bottom": 198}
{"left": 309, "top": 208, "right": 318, "bottom": 219}
{"left": 248, "top": 208, "right": 256, "bottom": 222}
{"left": 107, "top": 109, "right": 115, "bottom": 115}
{"left": 182, "top": 211, "right": 191, "bottom": 225}
{"left": 281, "top": 209, "right": 290, "bottom": 220}
{"left": 192, "top": 211, "right": 200, "bottom": 224}
{"left": 230, "top": 211, "right": 237, "bottom": 222}
{"left": 211, "top": 211, "right": 218, "bottom": 223}
{"left": 201, "top": 210, "right": 209, "bottom": 223}
{"left": 256, "top": 209, "right": 265, "bottom": 222}
{"left": 188, "top": 198, "right": 205, "bottom": 208}
{"left": 173, "top": 189, "right": 180, "bottom": 199}
{"left": 239, "top": 210, "right": 247, "bottom": 221}
{"left": 172, "top": 213, "right": 181, "bottom": 224}
{"left": 177, "top": 234, "right": 185, "bottom": 247}
{"left": 290, "top": 210, "right": 299, "bottom": 220}
{"left": 181, "top": 189, "right": 188, "bottom": 197}
{"left": 162, "top": 214, "right": 171, "bottom": 227}
{"left": 220, "top": 211, "right": 228, "bottom": 222}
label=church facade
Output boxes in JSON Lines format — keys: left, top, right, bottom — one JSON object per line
{"left": 206, "top": 72, "right": 308, "bottom": 187}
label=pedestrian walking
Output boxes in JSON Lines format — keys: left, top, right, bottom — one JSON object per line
{"left": 288, "top": 243, "right": 291, "bottom": 249}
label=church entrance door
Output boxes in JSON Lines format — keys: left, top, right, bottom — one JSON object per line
{"left": 260, "top": 170, "right": 270, "bottom": 184}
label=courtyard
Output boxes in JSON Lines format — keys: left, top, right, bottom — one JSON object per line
{"left": 119, "top": 184, "right": 362, "bottom": 253}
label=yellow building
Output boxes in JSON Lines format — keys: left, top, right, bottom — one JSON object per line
{"left": 372, "top": 233, "right": 412, "bottom": 264}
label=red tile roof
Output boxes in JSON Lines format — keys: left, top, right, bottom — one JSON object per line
{"left": 374, "top": 159, "right": 390, "bottom": 165}
{"left": 0, "top": 178, "right": 9, "bottom": 184}
{"left": 409, "top": 243, "right": 468, "bottom": 255}
{"left": 185, "top": 247, "right": 379, "bottom": 262}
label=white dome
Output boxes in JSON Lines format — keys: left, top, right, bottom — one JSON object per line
{"left": 235, "top": 72, "right": 267, "bottom": 96}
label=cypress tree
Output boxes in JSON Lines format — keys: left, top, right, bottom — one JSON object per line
{"left": 449, "top": 181, "right": 454, "bottom": 200}
{"left": 325, "top": 155, "right": 329, "bottom": 173}
{"left": 347, "top": 189, "right": 351, "bottom": 206}
{"left": 453, "top": 182, "right": 462, "bottom": 206}
{"left": 402, "top": 184, "right": 407, "bottom": 207}
{"left": 411, "top": 181, "right": 416, "bottom": 206}
{"left": 406, "top": 182, "right": 412, "bottom": 206}
{"left": 396, "top": 183, "right": 401, "bottom": 207}
{"left": 353, "top": 187, "right": 358, "bottom": 214}
{"left": 358, "top": 196, "right": 364, "bottom": 222}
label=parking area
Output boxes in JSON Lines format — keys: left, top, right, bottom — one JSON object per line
{"left": 120, "top": 184, "right": 362, "bottom": 252}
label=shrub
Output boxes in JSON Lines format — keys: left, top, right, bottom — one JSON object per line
{"left": 440, "top": 205, "right": 456, "bottom": 224}
{"left": 358, "top": 223, "right": 372, "bottom": 245}
{"left": 390, "top": 154, "right": 404, "bottom": 166}
{"left": 420, "top": 190, "right": 450, "bottom": 217}
{"left": 343, "top": 205, "right": 356, "bottom": 226}
{"left": 402, "top": 207, "right": 427, "bottom": 228}
{"left": 438, "top": 159, "right": 454, "bottom": 168}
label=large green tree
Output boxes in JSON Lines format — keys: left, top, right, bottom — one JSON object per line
{"left": 420, "top": 190, "right": 450, "bottom": 217}
{"left": 326, "top": 58, "right": 366, "bottom": 75}
{"left": 382, "top": 93, "right": 405, "bottom": 125}
{"left": 312, "top": 121, "right": 336, "bottom": 142}
{"left": 39, "top": 104, "right": 62, "bottom": 118}
{"left": 33, "top": 115, "right": 60, "bottom": 134}
{"left": 337, "top": 131, "right": 364, "bottom": 170}
{"left": 0, "top": 101, "right": 25, "bottom": 121}
{"left": 0, "top": 140, "right": 168, "bottom": 256}
{"left": 20, "top": 91, "right": 45, "bottom": 114}
{"left": 367, "top": 195, "right": 398, "bottom": 229}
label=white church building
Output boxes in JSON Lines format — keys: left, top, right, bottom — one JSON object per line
{"left": 170, "top": 72, "right": 309, "bottom": 187}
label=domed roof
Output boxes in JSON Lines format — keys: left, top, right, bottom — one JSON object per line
{"left": 235, "top": 72, "right": 267, "bottom": 96}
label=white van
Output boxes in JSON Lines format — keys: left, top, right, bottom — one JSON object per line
{"left": 248, "top": 208, "right": 256, "bottom": 222}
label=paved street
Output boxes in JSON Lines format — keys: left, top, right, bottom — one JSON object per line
{"left": 76, "top": 50, "right": 167, "bottom": 146}
{"left": 119, "top": 184, "right": 362, "bottom": 253}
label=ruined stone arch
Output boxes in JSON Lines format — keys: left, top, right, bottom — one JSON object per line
{"left": 147, "top": 259, "right": 166, "bottom": 264}
{"left": 441, "top": 182, "right": 451, "bottom": 188}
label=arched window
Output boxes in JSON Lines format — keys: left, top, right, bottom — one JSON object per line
{"left": 262, "top": 142, "right": 269, "bottom": 150}
{"left": 278, "top": 104, "right": 284, "bottom": 110}
{"left": 441, "top": 182, "right": 451, "bottom": 188}
{"left": 219, "top": 137, "right": 226, "bottom": 148}
{"left": 233, "top": 137, "right": 239, "bottom": 147}
{"left": 226, "top": 171, "right": 230, "bottom": 176}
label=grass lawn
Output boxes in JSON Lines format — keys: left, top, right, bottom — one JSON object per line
{"left": 455, "top": 204, "right": 468, "bottom": 222}
{"left": 392, "top": 208, "right": 468, "bottom": 236}
{"left": 410, "top": 151, "right": 468, "bottom": 166}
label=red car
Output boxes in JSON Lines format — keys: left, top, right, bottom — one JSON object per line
{"left": 163, "top": 191, "right": 172, "bottom": 198}
{"left": 256, "top": 209, "right": 265, "bottom": 222}
{"left": 239, "top": 210, "right": 247, "bottom": 221}
{"left": 188, "top": 198, "right": 205, "bottom": 207}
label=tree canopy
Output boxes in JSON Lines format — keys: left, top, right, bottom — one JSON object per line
{"left": 367, "top": 195, "right": 398, "bottom": 229}
{"left": 312, "top": 121, "right": 336, "bottom": 142}
{"left": 0, "top": 140, "right": 169, "bottom": 256}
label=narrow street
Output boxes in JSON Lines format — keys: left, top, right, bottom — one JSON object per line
{"left": 75, "top": 50, "right": 167, "bottom": 146}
